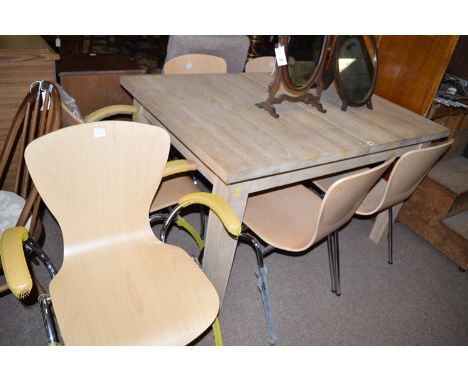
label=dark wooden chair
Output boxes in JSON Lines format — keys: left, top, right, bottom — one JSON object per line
{"left": 0, "top": 80, "right": 61, "bottom": 296}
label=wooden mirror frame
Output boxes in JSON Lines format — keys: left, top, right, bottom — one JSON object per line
{"left": 256, "top": 35, "right": 331, "bottom": 118}
{"left": 333, "top": 35, "right": 378, "bottom": 111}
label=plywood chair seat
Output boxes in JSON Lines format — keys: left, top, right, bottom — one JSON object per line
{"left": 150, "top": 175, "right": 200, "bottom": 212}
{"left": 244, "top": 56, "right": 276, "bottom": 73}
{"left": 240, "top": 157, "right": 395, "bottom": 344}
{"left": 163, "top": 53, "right": 228, "bottom": 75}
{"left": 19, "top": 121, "right": 221, "bottom": 345}
{"left": 312, "top": 139, "right": 454, "bottom": 265}
{"left": 243, "top": 184, "right": 322, "bottom": 252}
{"left": 50, "top": 237, "right": 218, "bottom": 345}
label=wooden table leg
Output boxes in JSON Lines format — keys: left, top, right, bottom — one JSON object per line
{"left": 202, "top": 179, "right": 250, "bottom": 306}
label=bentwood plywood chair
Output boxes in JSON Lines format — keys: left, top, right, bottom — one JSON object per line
{"left": 314, "top": 139, "right": 453, "bottom": 265}
{"left": 0, "top": 81, "right": 61, "bottom": 297}
{"left": 163, "top": 54, "right": 228, "bottom": 75}
{"left": 1, "top": 121, "right": 241, "bottom": 345}
{"left": 244, "top": 56, "right": 276, "bottom": 73}
{"left": 239, "top": 156, "right": 395, "bottom": 344}
{"left": 59, "top": 86, "right": 202, "bottom": 241}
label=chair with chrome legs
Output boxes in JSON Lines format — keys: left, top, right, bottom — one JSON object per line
{"left": 313, "top": 139, "right": 453, "bottom": 266}
{"left": 1, "top": 121, "right": 241, "bottom": 345}
{"left": 238, "top": 155, "right": 395, "bottom": 344}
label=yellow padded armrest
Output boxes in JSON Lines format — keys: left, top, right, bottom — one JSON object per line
{"left": 163, "top": 160, "right": 197, "bottom": 177}
{"left": 178, "top": 192, "right": 241, "bottom": 237}
{"left": 84, "top": 105, "right": 139, "bottom": 123}
{"left": 0, "top": 227, "right": 32, "bottom": 299}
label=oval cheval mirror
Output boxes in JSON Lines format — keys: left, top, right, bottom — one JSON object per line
{"left": 256, "top": 35, "right": 330, "bottom": 118}
{"left": 333, "top": 35, "right": 378, "bottom": 111}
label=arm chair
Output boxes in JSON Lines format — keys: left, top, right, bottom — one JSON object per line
{"left": 163, "top": 53, "right": 227, "bottom": 75}
{"left": 0, "top": 81, "right": 61, "bottom": 296}
{"left": 0, "top": 121, "right": 242, "bottom": 345}
{"left": 244, "top": 56, "right": 276, "bottom": 73}
{"left": 237, "top": 156, "right": 395, "bottom": 345}
{"left": 313, "top": 139, "right": 453, "bottom": 265}
{"left": 164, "top": 35, "right": 250, "bottom": 73}
{"left": 59, "top": 86, "right": 204, "bottom": 247}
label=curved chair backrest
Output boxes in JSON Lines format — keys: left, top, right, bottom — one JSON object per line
{"left": 164, "top": 35, "right": 250, "bottom": 73}
{"left": 163, "top": 54, "right": 227, "bottom": 75}
{"left": 313, "top": 155, "right": 396, "bottom": 243}
{"left": 25, "top": 121, "right": 169, "bottom": 252}
{"left": 245, "top": 56, "right": 276, "bottom": 73}
{"left": 24, "top": 121, "right": 219, "bottom": 345}
{"left": 0, "top": 80, "right": 61, "bottom": 232}
{"left": 360, "top": 139, "right": 453, "bottom": 214}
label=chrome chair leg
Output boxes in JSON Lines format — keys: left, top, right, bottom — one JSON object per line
{"left": 332, "top": 231, "right": 341, "bottom": 297}
{"left": 388, "top": 207, "right": 393, "bottom": 265}
{"left": 327, "top": 235, "right": 337, "bottom": 294}
{"left": 240, "top": 233, "right": 278, "bottom": 345}
{"left": 199, "top": 205, "right": 206, "bottom": 239}
{"left": 38, "top": 294, "right": 60, "bottom": 345}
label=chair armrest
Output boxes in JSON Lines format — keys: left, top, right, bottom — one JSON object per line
{"left": 84, "top": 105, "right": 139, "bottom": 122}
{"left": 178, "top": 192, "right": 241, "bottom": 237}
{"left": 163, "top": 160, "right": 197, "bottom": 177}
{"left": 0, "top": 227, "right": 32, "bottom": 299}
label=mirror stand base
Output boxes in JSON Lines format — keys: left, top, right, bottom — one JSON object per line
{"left": 256, "top": 92, "right": 327, "bottom": 119}
{"left": 340, "top": 98, "right": 374, "bottom": 112}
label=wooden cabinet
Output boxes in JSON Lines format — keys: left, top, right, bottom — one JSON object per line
{"left": 58, "top": 53, "right": 146, "bottom": 115}
{"left": 375, "top": 36, "right": 459, "bottom": 116}
{"left": 0, "top": 36, "right": 59, "bottom": 191}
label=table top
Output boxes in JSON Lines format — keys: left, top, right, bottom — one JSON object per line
{"left": 0, "top": 36, "right": 59, "bottom": 61}
{"left": 121, "top": 73, "right": 449, "bottom": 184}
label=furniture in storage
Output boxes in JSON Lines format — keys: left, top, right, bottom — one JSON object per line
{"left": 121, "top": 72, "right": 450, "bottom": 306}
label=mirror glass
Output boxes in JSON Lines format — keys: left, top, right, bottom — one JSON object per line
{"left": 336, "top": 36, "right": 376, "bottom": 105}
{"left": 286, "top": 35, "right": 326, "bottom": 88}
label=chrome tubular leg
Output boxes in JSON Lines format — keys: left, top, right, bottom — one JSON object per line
{"left": 327, "top": 235, "right": 337, "bottom": 294}
{"left": 25, "top": 238, "right": 57, "bottom": 278}
{"left": 240, "top": 233, "right": 278, "bottom": 345}
{"left": 38, "top": 294, "right": 60, "bottom": 345}
{"left": 199, "top": 205, "right": 206, "bottom": 239}
{"left": 333, "top": 231, "right": 341, "bottom": 297}
{"left": 160, "top": 205, "right": 184, "bottom": 243}
{"left": 388, "top": 207, "right": 393, "bottom": 264}
{"left": 149, "top": 213, "right": 168, "bottom": 225}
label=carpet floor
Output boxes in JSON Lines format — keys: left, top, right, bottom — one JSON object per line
{"left": 1, "top": 197, "right": 467, "bottom": 346}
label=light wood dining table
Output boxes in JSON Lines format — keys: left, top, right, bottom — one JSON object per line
{"left": 121, "top": 72, "right": 449, "bottom": 306}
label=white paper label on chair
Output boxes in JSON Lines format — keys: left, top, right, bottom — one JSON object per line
{"left": 94, "top": 127, "right": 106, "bottom": 138}
{"left": 274, "top": 45, "right": 287, "bottom": 66}
{"left": 186, "top": 62, "right": 193, "bottom": 70}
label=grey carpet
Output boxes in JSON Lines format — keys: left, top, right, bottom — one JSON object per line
{"left": 1, "top": 204, "right": 467, "bottom": 346}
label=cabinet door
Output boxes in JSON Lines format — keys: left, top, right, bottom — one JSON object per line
{"left": 375, "top": 36, "right": 459, "bottom": 117}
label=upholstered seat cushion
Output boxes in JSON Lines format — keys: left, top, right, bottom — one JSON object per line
{"left": 0, "top": 191, "right": 27, "bottom": 236}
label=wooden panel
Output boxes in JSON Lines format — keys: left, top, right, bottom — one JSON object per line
{"left": 398, "top": 178, "right": 468, "bottom": 269}
{"left": 0, "top": 36, "right": 58, "bottom": 191}
{"left": 375, "top": 36, "right": 459, "bottom": 116}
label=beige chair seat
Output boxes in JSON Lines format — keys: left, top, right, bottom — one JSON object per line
{"left": 243, "top": 184, "right": 322, "bottom": 252}
{"left": 50, "top": 238, "right": 219, "bottom": 345}
{"left": 314, "top": 168, "right": 388, "bottom": 215}
{"left": 150, "top": 175, "right": 200, "bottom": 212}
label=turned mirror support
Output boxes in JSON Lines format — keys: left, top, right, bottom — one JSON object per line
{"left": 256, "top": 36, "right": 330, "bottom": 118}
